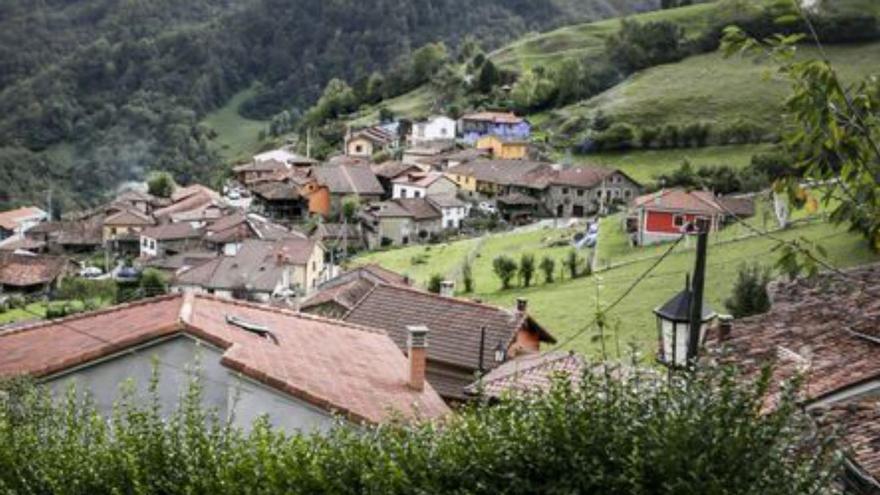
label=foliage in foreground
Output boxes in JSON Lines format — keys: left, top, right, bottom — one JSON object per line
{"left": 0, "top": 365, "right": 840, "bottom": 494}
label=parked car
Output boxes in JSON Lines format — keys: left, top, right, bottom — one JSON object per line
{"left": 79, "top": 266, "right": 103, "bottom": 278}
{"left": 477, "top": 201, "right": 497, "bottom": 215}
{"left": 116, "top": 266, "right": 141, "bottom": 281}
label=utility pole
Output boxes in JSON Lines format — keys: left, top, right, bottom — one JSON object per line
{"left": 478, "top": 326, "right": 486, "bottom": 373}
{"left": 306, "top": 128, "right": 311, "bottom": 159}
{"left": 686, "top": 221, "right": 709, "bottom": 367}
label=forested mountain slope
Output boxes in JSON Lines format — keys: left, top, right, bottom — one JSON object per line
{"left": 0, "top": 0, "right": 658, "bottom": 211}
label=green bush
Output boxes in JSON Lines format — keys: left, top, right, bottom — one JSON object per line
{"left": 592, "top": 122, "right": 636, "bottom": 151}
{"left": 492, "top": 255, "right": 518, "bottom": 290}
{"left": 56, "top": 278, "right": 117, "bottom": 303}
{"left": 427, "top": 274, "right": 443, "bottom": 294}
{"left": 461, "top": 261, "right": 474, "bottom": 293}
{"left": 6, "top": 295, "right": 27, "bottom": 310}
{"left": 725, "top": 263, "right": 772, "bottom": 318}
{"left": 518, "top": 254, "right": 535, "bottom": 288}
{"left": 564, "top": 249, "right": 581, "bottom": 279}
{"left": 0, "top": 365, "right": 838, "bottom": 494}
{"left": 539, "top": 256, "right": 555, "bottom": 284}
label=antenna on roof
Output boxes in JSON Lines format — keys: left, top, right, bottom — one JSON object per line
{"left": 225, "top": 314, "right": 278, "bottom": 344}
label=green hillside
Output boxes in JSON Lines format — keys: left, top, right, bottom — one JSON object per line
{"left": 548, "top": 41, "right": 880, "bottom": 135}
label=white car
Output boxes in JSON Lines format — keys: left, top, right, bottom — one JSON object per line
{"left": 478, "top": 201, "right": 497, "bottom": 215}
{"left": 79, "top": 266, "right": 103, "bottom": 278}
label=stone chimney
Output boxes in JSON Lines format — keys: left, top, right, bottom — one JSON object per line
{"left": 718, "top": 314, "right": 734, "bottom": 341}
{"left": 516, "top": 297, "right": 528, "bottom": 313}
{"left": 440, "top": 280, "right": 455, "bottom": 297}
{"left": 406, "top": 325, "right": 429, "bottom": 392}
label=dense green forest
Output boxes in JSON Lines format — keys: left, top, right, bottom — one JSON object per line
{"left": 0, "top": 0, "right": 658, "bottom": 211}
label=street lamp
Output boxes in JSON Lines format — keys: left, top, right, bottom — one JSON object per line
{"left": 654, "top": 275, "right": 716, "bottom": 368}
{"left": 494, "top": 340, "right": 507, "bottom": 364}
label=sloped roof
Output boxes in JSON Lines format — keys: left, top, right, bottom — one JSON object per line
{"left": 315, "top": 165, "right": 384, "bottom": 196}
{"left": 367, "top": 199, "right": 441, "bottom": 220}
{"left": 0, "top": 253, "right": 70, "bottom": 287}
{"left": 631, "top": 189, "right": 726, "bottom": 215}
{"left": 371, "top": 161, "right": 423, "bottom": 180}
{"left": 144, "top": 251, "right": 218, "bottom": 272}
{"left": 175, "top": 239, "right": 317, "bottom": 292}
{"left": 0, "top": 207, "right": 46, "bottom": 231}
{"left": 461, "top": 111, "right": 524, "bottom": 124}
{"left": 0, "top": 294, "right": 449, "bottom": 424}
{"left": 350, "top": 126, "right": 396, "bottom": 146}
{"left": 154, "top": 188, "right": 222, "bottom": 221}
{"left": 234, "top": 159, "right": 289, "bottom": 173}
{"left": 812, "top": 399, "right": 880, "bottom": 487}
{"left": 705, "top": 263, "right": 880, "bottom": 409}
{"left": 551, "top": 166, "right": 617, "bottom": 188}
{"left": 251, "top": 181, "right": 302, "bottom": 201}
{"left": 56, "top": 218, "right": 104, "bottom": 246}
{"left": 141, "top": 222, "right": 202, "bottom": 241}
{"left": 344, "top": 283, "right": 555, "bottom": 375}
{"left": 449, "top": 160, "right": 554, "bottom": 189}
{"left": 654, "top": 286, "right": 716, "bottom": 323}
{"left": 427, "top": 195, "right": 466, "bottom": 209}
{"left": 301, "top": 265, "right": 410, "bottom": 313}
{"left": 391, "top": 171, "right": 451, "bottom": 188}
{"left": 464, "top": 351, "right": 585, "bottom": 398}
{"left": 103, "top": 208, "right": 155, "bottom": 227}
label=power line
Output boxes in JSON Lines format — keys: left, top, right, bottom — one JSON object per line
{"left": 554, "top": 234, "right": 685, "bottom": 350}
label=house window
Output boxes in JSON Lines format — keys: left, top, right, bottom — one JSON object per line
{"left": 576, "top": 189, "right": 585, "bottom": 197}
{"left": 401, "top": 189, "right": 408, "bottom": 198}
{"left": 414, "top": 191, "right": 421, "bottom": 198}
{"left": 446, "top": 219, "right": 454, "bottom": 228}
{"left": 312, "top": 261, "right": 316, "bottom": 271}
{"left": 562, "top": 188, "right": 569, "bottom": 195}
{"left": 624, "top": 190, "right": 632, "bottom": 199}
{"left": 355, "top": 145, "right": 363, "bottom": 153}
{"left": 673, "top": 215, "right": 685, "bottom": 227}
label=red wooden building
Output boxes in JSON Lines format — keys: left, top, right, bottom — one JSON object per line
{"left": 627, "top": 189, "right": 754, "bottom": 246}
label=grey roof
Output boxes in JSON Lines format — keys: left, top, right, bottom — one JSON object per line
{"left": 366, "top": 199, "right": 441, "bottom": 220}
{"left": 427, "top": 195, "right": 466, "bottom": 209}
{"left": 448, "top": 160, "right": 554, "bottom": 189}
{"left": 653, "top": 287, "right": 716, "bottom": 323}
{"left": 315, "top": 165, "right": 384, "bottom": 196}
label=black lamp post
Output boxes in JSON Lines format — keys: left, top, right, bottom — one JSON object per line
{"left": 654, "top": 221, "right": 715, "bottom": 368}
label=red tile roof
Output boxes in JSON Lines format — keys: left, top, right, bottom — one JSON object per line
{"left": 0, "top": 253, "right": 71, "bottom": 287}
{"left": 343, "top": 284, "right": 555, "bottom": 398}
{"left": 812, "top": 399, "right": 880, "bottom": 486}
{"left": 705, "top": 263, "right": 880, "bottom": 408}
{"left": 103, "top": 208, "right": 155, "bottom": 226}
{"left": 631, "top": 189, "right": 724, "bottom": 215}
{"left": 0, "top": 294, "right": 449, "bottom": 424}
{"left": 0, "top": 207, "right": 46, "bottom": 231}
{"left": 551, "top": 166, "right": 617, "bottom": 188}
{"left": 464, "top": 351, "right": 585, "bottom": 398}
{"left": 141, "top": 222, "right": 202, "bottom": 241}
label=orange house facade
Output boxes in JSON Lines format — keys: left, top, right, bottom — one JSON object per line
{"left": 476, "top": 135, "right": 528, "bottom": 160}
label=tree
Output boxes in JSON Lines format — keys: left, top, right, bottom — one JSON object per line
{"left": 139, "top": 269, "right": 168, "bottom": 297}
{"left": 427, "top": 274, "right": 443, "bottom": 294}
{"left": 519, "top": 254, "right": 535, "bottom": 287}
{"left": 461, "top": 261, "right": 474, "bottom": 293}
{"left": 724, "top": 10, "right": 880, "bottom": 258}
{"left": 411, "top": 42, "right": 448, "bottom": 85}
{"left": 476, "top": 59, "right": 500, "bottom": 94}
{"left": 725, "top": 263, "right": 772, "bottom": 318}
{"left": 593, "top": 123, "right": 636, "bottom": 151}
{"left": 340, "top": 195, "right": 360, "bottom": 222}
{"left": 492, "top": 255, "right": 518, "bottom": 289}
{"left": 564, "top": 249, "right": 580, "bottom": 279}
{"left": 146, "top": 171, "right": 175, "bottom": 198}
{"left": 539, "top": 256, "right": 555, "bottom": 284}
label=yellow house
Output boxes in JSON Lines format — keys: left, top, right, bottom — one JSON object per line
{"left": 102, "top": 208, "right": 155, "bottom": 244}
{"left": 345, "top": 126, "right": 397, "bottom": 158}
{"left": 476, "top": 135, "right": 528, "bottom": 160}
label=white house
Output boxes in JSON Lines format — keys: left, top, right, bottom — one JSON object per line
{"left": 0, "top": 206, "right": 48, "bottom": 244}
{"left": 0, "top": 294, "right": 449, "bottom": 432}
{"left": 392, "top": 171, "right": 459, "bottom": 200}
{"left": 428, "top": 195, "right": 469, "bottom": 230}
{"left": 408, "top": 116, "right": 456, "bottom": 145}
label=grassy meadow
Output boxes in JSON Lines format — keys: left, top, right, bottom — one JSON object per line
{"left": 202, "top": 87, "right": 270, "bottom": 163}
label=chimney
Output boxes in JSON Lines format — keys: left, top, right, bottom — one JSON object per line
{"left": 516, "top": 297, "right": 528, "bottom": 313}
{"left": 440, "top": 280, "right": 455, "bottom": 297}
{"left": 718, "top": 314, "right": 734, "bottom": 341}
{"left": 406, "top": 325, "right": 429, "bottom": 391}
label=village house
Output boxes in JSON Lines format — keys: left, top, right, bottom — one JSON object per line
{"left": 344, "top": 126, "right": 398, "bottom": 158}
{"left": 139, "top": 222, "right": 204, "bottom": 259}
{"left": 299, "top": 264, "right": 411, "bottom": 318}
{"left": 102, "top": 208, "right": 156, "bottom": 253}
{"left": 253, "top": 148, "right": 317, "bottom": 167}
{"left": 0, "top": 293, "right": 449, "bottom": 431}
{"left": 459, "top": 111, "right": 530, "bottom": 144}
{"left": 0, "top": 206, "right": 48, "bottom": 244}
{"left": 152, "top": 184, "right": 224, "bottom": 224}
{"left": 114, "top": 189, "right": 166, "bottom": 215}
{"left": 545, "top": 166, "right": 642, "bottom": 218}
{"left": 0, "top": 252, "right": 74, "bottom": 294}
{"left": 428, "top": 195, "right": 468, "bottom": 230}
{"left": 407, "top": 115, "right": 456, "bottom": 146}
{"left": 446, "top": 159, "right": 552, "bottom": 200}
{"left": 343, "top": 288, "right": 556, "bottom": 402}
{"left": 233, "top": 159, "right": 292, "bottom": 185}
{"left": 201, "top": 212, "right": 302, "bottom": 256}
{"left": 173, "top": 237, "right": 326, "bottom": 300}
{"left": 704, "top": 263, "right": 880, "bottom": 492}
{"left": 392, "top": 171, "right": 459, "bottom": 200}
{"left": 314, "top": 164, "right": 385, "bottom": 214}
{"left": 309, "top": 222, "right": 365, "bottom": 254}
{"left": 628, "top": 189, "right": 755, "bottom": 245}
{"left": 476, "top": 135, "right": 529, "bottom": 160}
{"left": 360, "top": 199, "right": 443, "bottom": 248}
{"left": 371, "top": 161, "right": 426, "bottom": 199}
{"left": 401, "top": 143, "right": 457, "bottom": 166}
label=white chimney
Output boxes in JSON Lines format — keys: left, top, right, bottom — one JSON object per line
{"left": 406, "top": 325, "right": 429, "bottom": 392}
{"left": 440, "top": 280, "right": 455, "bottom": 297}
